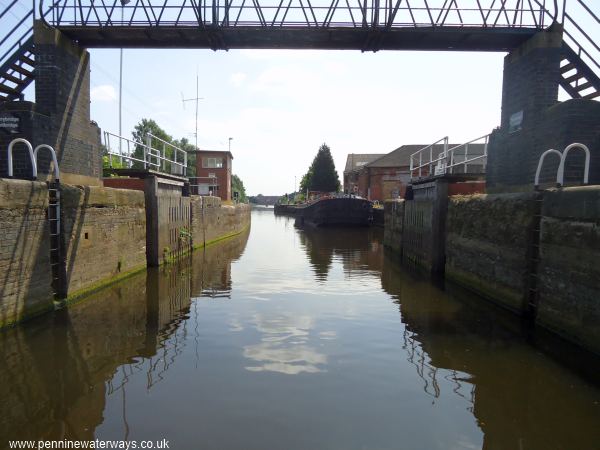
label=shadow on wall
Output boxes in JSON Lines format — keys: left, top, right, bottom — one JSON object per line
{"left": 0, "top": 225, "right": 249, "bottom": 442}
{"left": 0, "top": 180, "right": 54, "bottom": 327}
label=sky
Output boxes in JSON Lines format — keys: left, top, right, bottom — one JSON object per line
{"left": 87, "top": 48, "right": 505, "bottom": 195}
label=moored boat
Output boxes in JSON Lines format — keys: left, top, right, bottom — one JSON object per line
{"left": 294, "top": 196, "right": 371, "bottom": 227}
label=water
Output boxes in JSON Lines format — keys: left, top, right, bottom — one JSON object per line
{"left": 1, "top": 210, "right": 599, "bottom": 450}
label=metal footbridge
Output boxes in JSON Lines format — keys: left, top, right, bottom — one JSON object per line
{"left": 1, "top": 1, "right": 599, "bottom": 101}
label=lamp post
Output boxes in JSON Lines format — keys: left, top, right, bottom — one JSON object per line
{"left": 119, "top": 0, "right": 130, "bottom": 153}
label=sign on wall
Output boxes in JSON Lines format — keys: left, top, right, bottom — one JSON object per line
{"left": 0, "top": 113, "right": 20, "bottom": 134}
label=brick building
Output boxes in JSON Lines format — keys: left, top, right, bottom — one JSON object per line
{"left": 343, "top": 153, "right": 384, "bottom": 194}
{"left": 191, "top": 150, "right": 233, "bottom": 201}
{"left": 347, "top": 143, "right": 485, "bottom": 201}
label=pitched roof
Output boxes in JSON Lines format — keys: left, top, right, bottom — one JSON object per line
{"left": 366, "top": 143, "right": 486, "bottom": 168}
{"left": 344, "top": 153, "right": 386, "bottom": 173}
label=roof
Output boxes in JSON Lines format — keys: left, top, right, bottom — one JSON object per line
{"left": 366, "top": 143, "right": 486, "bottom": 168}
{"left": 344, "top": 153, "right": 386, "bottom": 174}
{"left": 189, "top": 149, "right": 234, "bottom": 160}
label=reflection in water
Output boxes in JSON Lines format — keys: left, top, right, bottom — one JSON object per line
{"left": 1, "top": 212, "right": 600, "bottom": 450}
{"left": 0, "top": 228, "right": 249, "bottom": 443}
{"left": 244, "top": 313, "right": 329, "bottom": 375}
{"left": 298, "top": 226, "right": 383, "bottom": 282}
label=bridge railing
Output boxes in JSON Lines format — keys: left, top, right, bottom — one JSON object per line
{"left": 40, "top": 0, "right": 550, "bottom": 29}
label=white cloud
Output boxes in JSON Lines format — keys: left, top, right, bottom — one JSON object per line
{"left": 229, "top": 72, "right": 247, "bottom": 87}
{"left": 91, "top": 84, "right": 117, "bottom": 102}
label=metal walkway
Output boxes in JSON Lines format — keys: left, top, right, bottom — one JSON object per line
{"left": 38, "top": 0, "right": 551, "bottom": 51}
{"left": 1, "top": 1, "right": 599, "bottom": 101}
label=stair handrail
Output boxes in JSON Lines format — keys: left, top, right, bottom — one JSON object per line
{"left": 534, "top": 149, "right": 562, "bottom": 187}
{"left": 557, "top": 143, "right": 590, "bottom": 186}
{"left": 34, "top": 144, "right": 60, "bottom": 181}
{"left": 7, "top": 138, "right": 38, "bottom": 180}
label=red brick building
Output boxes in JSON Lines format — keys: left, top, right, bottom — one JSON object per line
{"left": 191, "top": 150, "right": 233, "bottom": 201}
{"left": 343, "top": 153, "right": 385, "bottom": 195}
{"left": 345, "top": 143, "right": 484, "bottom": 201}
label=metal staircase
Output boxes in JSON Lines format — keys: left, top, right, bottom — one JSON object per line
{"left": 0, "top": 36, "right": 35, "bottom": 102}
{"left": 557, "top": 1, "right": 600, "bottom": 100}
{"left": 0, "top": 1, "right": 37, "bottom": 102}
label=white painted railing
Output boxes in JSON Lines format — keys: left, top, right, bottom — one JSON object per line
{"left": 409, "top": 134, "right": 488, "bottom": 180}
{"left": 534, "top": 143, "right": 590, "bottom": 187}
{"left": 7, "top": 138, "right": 37, "bottom": 179}
{"left": 33, "top": 144, "right": 59, "bottom": 181}
{"left": 145, "top": 132, "right": 187, "bottom": 176}
{"left": 410, "top": 137, "right": 448, "bottom": 180}
{"left": 103, "top": 131, "right": 187, "bottom": 176}
{"left": 445, "top": 134, "right": 489, "bottom": 175}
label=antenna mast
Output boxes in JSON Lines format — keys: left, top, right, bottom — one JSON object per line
{"left": 182, "top": 71, "right": 203, "bottom": 151}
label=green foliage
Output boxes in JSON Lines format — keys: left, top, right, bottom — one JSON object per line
{"left": 128, "top": 119, "right": 198, "bottom": 175}
{"left": 300, "top": 143, "right": 340, "bottom": 193}
{"left": 299, "top": 170, "right": 313, "bottom": 193}
{"left": 232, "top": 174, "right": 248, "bottom": 202}
{"left": 173, "top": 137, "right": 197, "bottom": 176}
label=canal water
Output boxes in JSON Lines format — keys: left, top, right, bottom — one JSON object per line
{"left": 1, "top": 210, "right": 599, "bottom": 450}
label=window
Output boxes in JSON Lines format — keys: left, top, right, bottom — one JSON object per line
{"left": 202, "top": 157, "right": 223, "bottom": 168}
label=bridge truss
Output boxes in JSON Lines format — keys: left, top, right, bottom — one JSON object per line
{"left": 38, "top": 0, "right": 556, "bottom": 51}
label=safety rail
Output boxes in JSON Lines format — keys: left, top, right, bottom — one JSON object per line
{"left": 33, "top": 143, "right": 60, "bottom": 181}
{"left": 40, "top": 1, "right": 550, "bottom": 29}
{"left": 103, "top": 131, "right": 186, "bottom": 176}
{"left": 189, "top": 176, "right": 219, "bottom": 196}
{"left": 534, "top": 142, "right": 590, "bottom": 187}
{"left": 145, "top": 132, "right": 187, "bottom": 176}
{"left": 7, "top": 138, "right": 37, "bottom": 179}
{"left": 445, "top": 134, "right": 489, "bottom": 175}
{"left": 409, "top": 137, "right": 449, "bottom": 180}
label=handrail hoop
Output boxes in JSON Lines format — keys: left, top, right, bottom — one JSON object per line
{"left": 534, "top": 149, "right": 562, "bottom": 188}
{"left": 34, "top": 144, "right": 60, "bottom": 181}
{"left": 7, "top": 138, "right": 37, "bottom": 180}
{"left": 557, "top": 143, "right": 590, "bottom": 186}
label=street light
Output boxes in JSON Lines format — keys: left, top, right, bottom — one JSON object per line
{"left": 119, "top": 0, "right": 130, "bottom": 148}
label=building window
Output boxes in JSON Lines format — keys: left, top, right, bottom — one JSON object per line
{"left": 202, "top": 157, "right": 223, "bottom": 168}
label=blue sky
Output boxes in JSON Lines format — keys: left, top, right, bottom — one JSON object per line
{"left": 88, "top": 48, "right": 505, "bottom": 195}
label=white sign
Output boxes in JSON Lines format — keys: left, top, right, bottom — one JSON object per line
{"left": 0, "top": 114, "right": 19, "bottom": 134}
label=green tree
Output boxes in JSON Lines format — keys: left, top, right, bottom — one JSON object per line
{"left": 173, "top": 137, "right": 197, "bottom": 176}
{"left": 231, "top": 174, "right": 247, "bottom": 202}
{"left": 299, "top": 169, "right": 313, "bottom": 193}
{"left": 300, "top": 143, "right": 340, "bottom": 193}
{"left": 131, "top": 119, "right": 173, "bottom": 170}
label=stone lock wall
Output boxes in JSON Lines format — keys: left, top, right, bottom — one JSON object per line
{"left": 445, "top": 193, "right": 540, "bottom": 314}
{"left": 0, "top": 179, "right": 53, "bottom": 326}
{"left": 60, "top": 184, "right": 147, "bottom": 298}
{"left": 384, "top": 187, "right": 600, "bottom": 354}
{"left": 536, "top": 187, "right": 600, "bottom": 352}
{"left": 191, "top": 196, "right": 251, "bottom": 248}
{"left": 383, "top": 200, "right": 405, "bottom": 255}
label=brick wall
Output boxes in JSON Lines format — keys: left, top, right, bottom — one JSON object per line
{"left": 0, "top": 179, "right": 53, "bottom": 326}
{"left": 487, "top": 25, "right": 600, "bottom": 193}
{"left": 0, "top": 22, "right": 102, "bottom": 185}
{"left": 61, "top": 184, "right": 147, "bottom": 297}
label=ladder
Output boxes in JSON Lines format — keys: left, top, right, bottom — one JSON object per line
{"left": 47, "top": 180, "right": 66, "bottom": 299}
